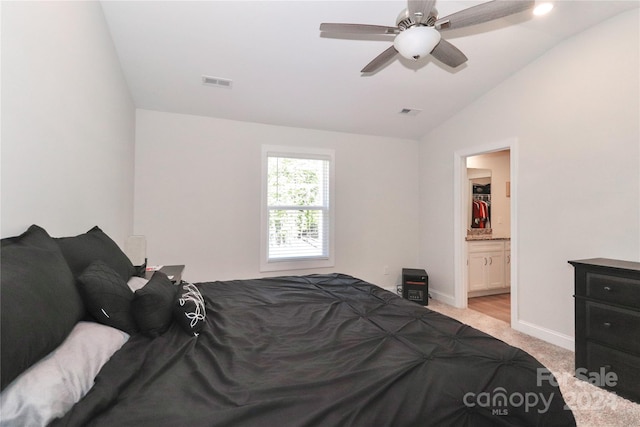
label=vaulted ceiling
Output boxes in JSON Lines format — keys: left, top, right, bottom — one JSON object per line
{"left": 101, "top": 1, "right": 639, "bottom": 140}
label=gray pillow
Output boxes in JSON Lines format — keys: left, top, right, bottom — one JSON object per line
{"left": 132, "top": 272, "right": 177, "bottom": 337}
{"left": 0, "top": 225, "right": 85, "bottom": 391}
{"left": 77, "top": 260, "right": 137, "bottom": 334}
{"left": 56, "top": 226, "right": 136, "bottom": 282}
{"left": 0, "top": 322, "right": 129, "bottom": 426}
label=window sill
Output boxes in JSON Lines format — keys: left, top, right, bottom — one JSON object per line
{"left": 260, "top": 257, "right": 334, "bottom": 273}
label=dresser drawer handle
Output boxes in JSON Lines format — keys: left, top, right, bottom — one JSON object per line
{"left": 603, "top": 322, "right": 611, "bottom": 328}
{"left": 603, "top": 286, "right": 612, "bottom": 292}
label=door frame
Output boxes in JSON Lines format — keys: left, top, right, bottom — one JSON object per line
{"left": 453, "top": 138, "right": 518, "bottom": 326}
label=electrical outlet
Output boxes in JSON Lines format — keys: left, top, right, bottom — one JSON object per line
{"left": 383, "top": 265, "right": 389, "bottom": 275}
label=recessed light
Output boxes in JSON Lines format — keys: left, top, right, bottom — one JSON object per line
{"left": 533, "top": 2, "right": 554, "bottom": 16}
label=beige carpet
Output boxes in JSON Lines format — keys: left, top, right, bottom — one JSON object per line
{"left": 426, "top": 299, "right": 640, "bottom": 427}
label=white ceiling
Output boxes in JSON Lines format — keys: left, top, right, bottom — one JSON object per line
{"left": 100, "top": 1, "right": 639, "bottom": 140}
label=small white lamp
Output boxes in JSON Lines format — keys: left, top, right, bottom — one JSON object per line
{"left": 393, "top": 26, "right": 441, "bottom": 60}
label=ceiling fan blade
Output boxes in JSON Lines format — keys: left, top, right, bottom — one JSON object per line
{"left": 320, "top": 23, "right": 399, "bottom": 35}
{"left": 435, "top": 0, "right": 535, "bottom": 31}
{"left": 361, "top": 45, "right": 398, "bottom": 73}
{"left": 407, "top": 0, "right": 437, "bottom": 24}
{"left": 430, "top": 39, "right": 468, "bottom": 68}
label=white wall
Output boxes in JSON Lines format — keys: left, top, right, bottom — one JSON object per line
{"left": 0, "top": 1, "right": 135, "bottom": 243}
{"left": 419, "top": 10, "right": 639, "bottom": 346}
{"left": 3, "top": 2, "right": 636, "bottom": 350}
{"left": 134, "top": 109, "right": 420, "bottom": 289}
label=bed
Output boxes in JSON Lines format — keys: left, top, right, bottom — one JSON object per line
{"left": 1, "top": 225, "right": 576, "bottom": 426}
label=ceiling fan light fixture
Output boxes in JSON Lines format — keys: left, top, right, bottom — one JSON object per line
{"left": 393, "top": 26, "right": 441, "bottom": 60}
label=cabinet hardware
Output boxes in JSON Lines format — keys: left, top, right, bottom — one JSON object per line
{"left": 603, "top": 286, "right": 612, "bottom": 292}
{"left": 603, "top": 322, "right": 611, "bottom": 328}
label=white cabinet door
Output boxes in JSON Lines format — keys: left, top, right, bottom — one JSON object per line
{"left": 468, "top": 252, "right": 488, "bottom": 291}
{"left": 467, "top": 241, "right": 507, "bottom": 293}
{"left": 486, "top": 251, "right": 505, "bottom": 289}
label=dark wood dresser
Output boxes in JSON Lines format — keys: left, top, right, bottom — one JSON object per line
{"left": 569, "top": 258, "right": 640, "bottom": 403}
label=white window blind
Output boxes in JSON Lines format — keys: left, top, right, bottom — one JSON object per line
{"left": 261, "top": 146, "right": 334, "bottom": 271}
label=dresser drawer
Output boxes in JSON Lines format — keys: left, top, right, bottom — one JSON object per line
{"left": 587, "top": 341, "right": 640, "bottom": 403}
{"left": 586, "top": 272, "right": 640, "bottom": 307}
{"left": 586, "top": 302, "right": 640, "bottom": 354}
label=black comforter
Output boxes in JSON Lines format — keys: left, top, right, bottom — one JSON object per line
{"left": 52, "top": 274, "right": 575, "bottom": 426}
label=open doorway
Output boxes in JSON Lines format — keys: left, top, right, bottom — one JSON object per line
{"left": 466, "top": 150, "right": 511, "bottom": 323}
{"left": 453, "top": 139, "right": 517, "bottom": 327}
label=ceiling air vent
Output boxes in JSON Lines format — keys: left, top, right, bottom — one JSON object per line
{"left": 399, "top": 108, "right": 422, "bottom": 116}
{"left": 202, "top": 75, "right": 233, "bottom": 88}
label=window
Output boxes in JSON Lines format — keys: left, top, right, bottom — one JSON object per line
{"left": 261, "top": 145, "right": 334, "bottom": 272}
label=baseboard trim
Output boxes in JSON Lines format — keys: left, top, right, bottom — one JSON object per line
{"left": 513, "top": 319, "right": 575, "bottom": 351}
{"left": 468, "top": 288, "right": 510, "bottom": 298}
{"left": 429, "top": 289, "right": 457, "bottom": 307}
{"left": 423, "top": 289, "right": 575, "bottom": 351}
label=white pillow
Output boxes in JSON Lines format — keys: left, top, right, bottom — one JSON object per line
{"left": 0, "top": 321, "right": 129, "bottom": 427}
{"left": 127, "top": 275, "right": 149, "bottom": 292}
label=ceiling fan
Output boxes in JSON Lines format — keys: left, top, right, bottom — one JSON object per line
{"left": 319, "top": 0, "right": 535, "bottom": 73}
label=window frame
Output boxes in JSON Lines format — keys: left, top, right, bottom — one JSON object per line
{"left": 260, "top": 145, "right": 335, "bottom": 272}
